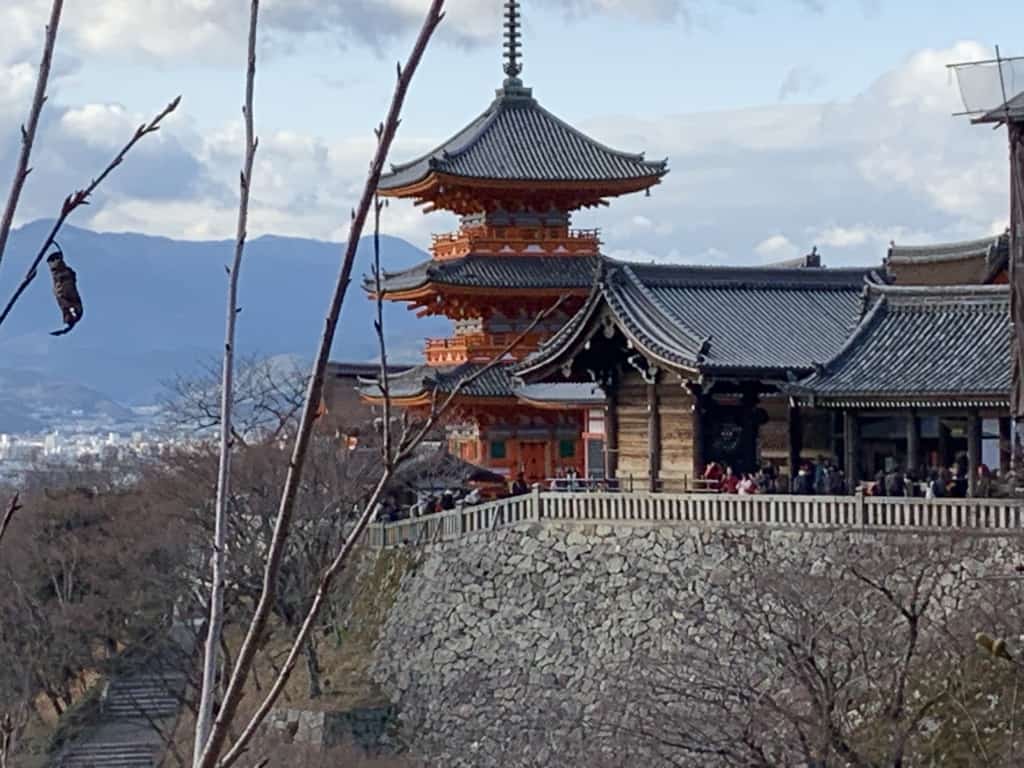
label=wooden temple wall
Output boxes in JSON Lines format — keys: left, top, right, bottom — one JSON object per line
{"left": 659, "top": 382, "right": 695, "bottom": 492}
{"left": 615, "top": 370, "right": 697, "bottom": 492}
{"left": 616, "top": 371, "right": 651, "bottom": 485}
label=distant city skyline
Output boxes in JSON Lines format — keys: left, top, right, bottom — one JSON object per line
{"left": 2, "top": 1, "right": 1022, "bottom": 267}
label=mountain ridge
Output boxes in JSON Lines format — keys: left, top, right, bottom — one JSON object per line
{"left": 0, "top": 221, "right": 445, "bottom": 422}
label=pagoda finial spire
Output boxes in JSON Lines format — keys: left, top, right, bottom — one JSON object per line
{"left": 503, "top": 0, "right": 523, "bottom": 82}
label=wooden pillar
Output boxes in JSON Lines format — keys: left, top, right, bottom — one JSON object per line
{"left": 938, "top": 420, "right": 951, "bottom": 468}
{"left": 788, "top": 399, "right": 803, "bottom": 484}
{"left": 844, "top": 410, "right": 860, "bottom": 490}
{"left": 692, "top": 391, "right": 706, "bottom": 480}
{"left": 906, "top": 410, "right": 921, "bottom": 479}
{"left": 1000, "top": 416, "right": 1013, "bottom": 476}
{"left": 647, "top": 373, "right": 661, "bottom": 493}
{"left": 967, "top": 409, "right": 981, "bottom": 497}
{"left": 605, "top": 392, "right": 619, "bottom": 480}
{"left": 740, "top": 387, "right": 760, "bottom": 474}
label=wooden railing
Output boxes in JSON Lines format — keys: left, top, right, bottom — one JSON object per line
{"left": 430, "top": 226, "right": 601, "bottom": 260}
{"left": 367, "top": 491, "right": 1024, "bottom": 548}
{"left": 424, "top": 331, "right": 547, "bottom": 365}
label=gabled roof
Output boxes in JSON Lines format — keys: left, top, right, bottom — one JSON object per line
{"left": 366, "top": 254, "right": 600, "bottom": 296}
{"left": 517, "top": 261, "right": 879, "bottom": 379}
{"left": 391, "top": 446, "right": 506, "bottom": 490}
{"left": 378, "top": 85, "right": 667, "bottom": 192}
{"left": 793, "top": 284, "right": 1010, "bottom": 405}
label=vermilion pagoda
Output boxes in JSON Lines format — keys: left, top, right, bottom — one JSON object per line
{"left": 361, "top": 0, "right": 667, "bottom": 482}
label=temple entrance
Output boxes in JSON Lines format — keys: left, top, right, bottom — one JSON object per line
{"left": 705, "top": 404, "right": 758, "bottom": 474}
{"left": 519, "top": 441, "right": 549, "bottom": 483}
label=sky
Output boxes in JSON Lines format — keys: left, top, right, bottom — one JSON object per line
{"left": 2, "top": 0, "right": 1023, "bottom": 268}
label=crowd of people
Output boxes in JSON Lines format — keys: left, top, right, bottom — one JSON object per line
{"left": 702, "top": 458, "right": 849, "bottom": 496}
{"left": 701, "top": 455, "right": 1002, "bottom": 498}
{"left": 379, "top": 486, "right": 485, "bottom": 523}
{"left": 872, "top": 462, "right": 996, "bottom": 499}
{"left": 377, "top": 456, "right": 1006, "bottom": 524}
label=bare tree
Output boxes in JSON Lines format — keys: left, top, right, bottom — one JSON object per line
{"left": 0, "top": 464, "right": 191, "bottom": 766}
{"left": 591, "top": 536, "right": 1015, "bottom": 768}
{"left": 163, "top": 356, "right": 306, "bottom": 445}
{"left": 194, "top": 0, "right": 261, "bottom": 758}
{"left": 0, "top": 0, "right": 63, "bottom": 273}
{"left": 192, "top": 5, "right": 448, "bottom": 767}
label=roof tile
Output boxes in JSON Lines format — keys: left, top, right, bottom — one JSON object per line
{"left": 797, "top": 285, "right": 1010, "bottom": 399}
{"left": 379, "top": 88, "right": 667, "bottom": 190}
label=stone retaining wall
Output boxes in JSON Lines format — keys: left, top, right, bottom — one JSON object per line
{"left": 371, "top": 521, "right": 1023, "bottom": 766}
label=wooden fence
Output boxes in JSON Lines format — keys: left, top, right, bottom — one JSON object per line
{"left": 367, "top": 490, "right": 1024, "bottom": 548}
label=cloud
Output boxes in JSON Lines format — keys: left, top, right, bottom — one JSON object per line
{"left": 2, "top": 1, "right": 888, "bottom": 64}
{"left": 1, "top": 34, "right": 1012, "bottom": 281}
{"left": 570, "top": 40, "right": 1007, "bottom": 266}
{"left": 778, "top": 66, "right": 826, "bottom": 101}
{"left": 755, "top": 234, "right": 799, "bottom": 260}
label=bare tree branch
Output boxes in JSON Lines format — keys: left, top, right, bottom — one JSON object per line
{"left": 0, "top": 494, "right": 22, "bottom": 551}
{"left": 0, "top": 95, "right": 181, "bottom": 332}
{"left": 193, "top": 1, "right": 260, "bottom": 764}
{"left": 219, "top": 291, "right": 567, "bottom": 768}
{"left": 372, "top": 194, "right": 393, "bottom": 469}
{"left": 194, "top": 4, "right": 446, "bottom": 767}
{"left": 0, "top": 0, "right": 64, "bottom": 274}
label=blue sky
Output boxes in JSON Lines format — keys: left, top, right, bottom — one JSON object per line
{"left": 2, "top": 0, "right": 1023, "bottom": 266}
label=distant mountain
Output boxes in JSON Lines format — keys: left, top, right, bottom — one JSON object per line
{"left": 0, "top": 221, "right": 447, "bottom": 412}
{"left": 0, "top": 367, "right": 135, "bottom": 434}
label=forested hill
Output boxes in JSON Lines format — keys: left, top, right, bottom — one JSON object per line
{"left": 0, "top": 221, "right": 446, "bottom": 407}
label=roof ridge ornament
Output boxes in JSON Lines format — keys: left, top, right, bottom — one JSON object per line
{"left": 503, "top": 0, "right": 523, "bottom": 84}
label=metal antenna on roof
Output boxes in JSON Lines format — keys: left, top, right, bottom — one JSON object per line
{"left": 503, "top": 0, "right": 523, "bottom": 82}
{"left": 949, "top": 46, "right": 1024, "bottom": 463}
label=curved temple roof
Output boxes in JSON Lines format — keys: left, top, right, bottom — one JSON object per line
{"left": 887, "top": 231, "right": 1008, "bottom": 266}
{"left": 517, "top": 261, "right": 880, "bottom": 379}
{"left": 366, "top": 253, "right": 601, "bottom": 296}
{"left": 792, "top": 284, "right": 1010, "bottom": 406}
{"left": 358, "top": 362, "right": 519, "bottom": 403}
{"left": 378, "top": 85, "right": 668, "bottom": 194}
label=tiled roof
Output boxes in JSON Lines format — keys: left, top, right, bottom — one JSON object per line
{"left": 795, "top": 285, "right": 1010, "bottom": 401}
{"left": 379, "top": 86, "right": 667, "bottom": 190}
{"left": 887, "top": 232, "right": 1008, "bottom": 265}
{"left": 519, "top": 261, "right": 877, "bottom": 377}
{"left": 359, "top": 362, "right": 518, "bottom": 401}
{"left": 515, "top": 382, "right": 605, "bottom": 405}
{"left": 367, "top": 254, "right": 600, "bottom": 294}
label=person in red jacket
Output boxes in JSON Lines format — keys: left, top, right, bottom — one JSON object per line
{"left": 720, "top": 466, "right": 740, "bottom": 494}
{"left": 703, "top": 461, "right": 724, "bottom": 490}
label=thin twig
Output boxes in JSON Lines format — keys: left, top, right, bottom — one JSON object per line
{"left": 193, "top": 1, "right": 259, "bottom": 764}
{"left": 0, "top": 95, "right": 181, "bottom": 332}
{"left": 0, "top": 0, "right": 64, "bottom": 274}
{"left": 0, "top": 494, "right": 22, "bottom": 550}
{"left": 195, "top": 4, "right": 446, "bottom": 767}
{"left": 372, "top": 195, "right": 393, "bottom": 468}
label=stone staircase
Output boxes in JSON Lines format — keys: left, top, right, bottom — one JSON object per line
{"left": 100, "top": 674, "right": 186, "bottom": 720}
{"left": 56, "top": 636, "right": 192, "bottom": 768}
{"left": 59, "top": 722, "right": 164, "bottom": 768}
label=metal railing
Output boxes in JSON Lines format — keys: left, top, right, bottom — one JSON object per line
{"left": 367, "top": 490, "right": 1024, "bottom": 548}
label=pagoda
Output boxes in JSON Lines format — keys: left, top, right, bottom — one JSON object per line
{"left": 362, "top": 0, "right": 667, "bottom": 482}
